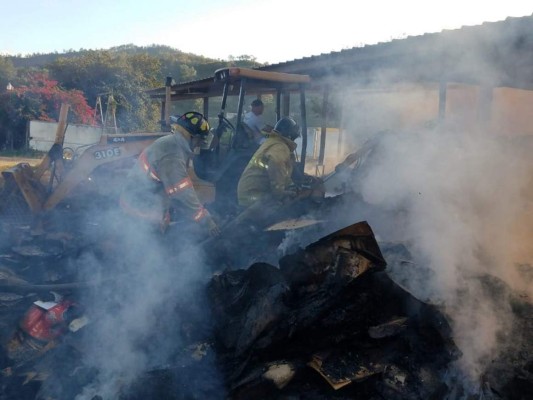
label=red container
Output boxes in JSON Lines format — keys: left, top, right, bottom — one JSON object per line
{"left": 20, "top": 300, "right": 76, "bottom": 342}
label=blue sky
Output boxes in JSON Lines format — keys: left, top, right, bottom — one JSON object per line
{"left": 1, "top": 0, "right": 532, "bottom": 63}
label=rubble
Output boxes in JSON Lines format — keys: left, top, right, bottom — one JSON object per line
{"left": 0, "top": 219, "right": 531, "bottom": 399}
{"left": 207, "top": 222, "right": 464, "bottom": 399}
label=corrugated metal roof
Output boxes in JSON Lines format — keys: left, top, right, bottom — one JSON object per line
{"left": 257, "top": 14, "right": 533, "bottom": 90}
{"left": 148, "top": 14, "right": 533, "bottom": 97}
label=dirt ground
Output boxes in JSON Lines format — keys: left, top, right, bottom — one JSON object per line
{"left": 0, "top": 156, "right": 42, "bottom": 190}
{"left": 0, "top": 156, "right": 41, "bottom": 172}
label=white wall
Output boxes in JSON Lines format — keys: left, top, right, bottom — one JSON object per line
{"left": 28, "top": 121, "right": 118, "bottom": 152}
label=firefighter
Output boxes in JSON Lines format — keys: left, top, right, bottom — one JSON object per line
{"left": 120, "top": 111, "right": 220, "bottom": 237}
{"left": 237, "top": 116, "right": 301, "bottom": 210}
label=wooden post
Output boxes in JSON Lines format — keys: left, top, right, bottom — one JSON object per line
{"left": 438, "top": 80, "right": 447, "bottom": 122}
{"left": 203, "top": 97, "right": 209, "bottom": 118}
{"left": 33, "top": 103, "right": 70, "bottom": 180}
{"left": 164, "top": 76, "right": 172, "bottom": 131}
{"left": 477, "top": 85, "right": 493, "bottom": 133}
{"left": 317, "top": 85, "right": 329, "bottom": 176}
{"left": 337, "top": 87, "right": 346, "bottom": 158}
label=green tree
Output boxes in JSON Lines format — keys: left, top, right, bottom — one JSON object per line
{"left": 7, "top": 45, "right": 266, "bottom": 133}
{"left": 0, "top": 56, "right": 16, "bottom": 91}
{"left": 49, "top": 51, "right": 161, "bottom": 132}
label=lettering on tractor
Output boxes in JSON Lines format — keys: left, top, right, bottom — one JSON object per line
{"left": 94, "top": 147, "right": 121, "bottom": 160}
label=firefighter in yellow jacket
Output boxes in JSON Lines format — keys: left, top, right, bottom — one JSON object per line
{"left": 120, "top": 111, "right": 220, "bottom": 237}
{"left": 237, "top": 117, "right": 301, "bottom": 208}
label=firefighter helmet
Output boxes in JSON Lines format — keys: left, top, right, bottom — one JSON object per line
{"left": 274, "top": 117, "right": 300, "bottom": 141}
{"left": 175, "top": 111, "right": 210, "bottom": 137}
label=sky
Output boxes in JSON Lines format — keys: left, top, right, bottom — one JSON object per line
{"left": 1, "top": 0, "right": 532, "bottom": 64}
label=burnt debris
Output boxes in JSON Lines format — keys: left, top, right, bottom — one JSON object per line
{"left": 0, "top": 221, "right": 531, "bottom": 399}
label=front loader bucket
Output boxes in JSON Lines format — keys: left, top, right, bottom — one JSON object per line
{"left": 0, "top": 103, "right": 69, "bottom": 230}
{"left": 0, "top": 163, "right": 46, "bottom": 226}
{"left": 1, "top": 163, "right": 47, "bottom": 213}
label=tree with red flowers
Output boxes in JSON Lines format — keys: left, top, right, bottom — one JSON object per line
{"left": 0, "top": 71, "right": 95, "bottom": 149}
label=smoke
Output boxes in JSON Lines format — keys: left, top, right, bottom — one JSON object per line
{"left": 338, "top": 126, "right": 532, "bottom": 383}
{"left": 68, "top": 208, "right": 225, "bottom": 399}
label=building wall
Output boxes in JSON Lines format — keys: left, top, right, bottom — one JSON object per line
{"left": 306, "top": 82, "right": 533, "bottom": 176}
{"left": 338, "top": 83, "right": 533, "bottom": 149}
{"left": 29, "top": 121, "right": 117, "bottom": 152}
{"left": 491, "top": 87, "right": 533, "bottom": 136}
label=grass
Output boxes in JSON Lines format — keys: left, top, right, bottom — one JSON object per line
{"left": 0, "top": 149, "right": 45, "bottom": 158}
{"left": 0, "top": 158, "right": 41, "bottom": 173}
{"left": 0, "top": 152, "right": 43, "bottom": 191}
{"left": 0, "top": 150, "right": 44, "bottom": 172}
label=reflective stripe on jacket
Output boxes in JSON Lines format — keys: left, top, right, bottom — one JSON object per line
{"left": 237, "top": 132, "right": 297, "bottom": 207}
{"left": 120, "top": 133, "right": 209, "bottom": 223}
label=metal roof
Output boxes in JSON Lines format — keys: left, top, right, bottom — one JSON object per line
{"left": 148, "top": 14, "right": 533, "bottom": 98}
{"left": 257, "top": 14, "right": 533, "bottom": 90}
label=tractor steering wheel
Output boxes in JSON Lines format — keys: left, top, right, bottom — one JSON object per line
{"left": 214, "top": 116, "right": 237, "bottom": 152}
{"left": 216, "top": 116, "right": 235, "bottom": 139}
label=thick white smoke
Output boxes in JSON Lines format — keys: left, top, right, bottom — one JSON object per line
{"left": 349, "top": 126, "right": 532, "bottom": 382}
{"left": 71, "top": 209, "right": 223, "bottom": 400}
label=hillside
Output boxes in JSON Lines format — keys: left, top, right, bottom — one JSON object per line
{"left": 0, "top": 44, "right": 266, "bottom": 146}
{"left": 8, "top": 44, "right": 212, "bottom": 66}
{"left": 6, "top": 44, "right": 263, "bottom": 81}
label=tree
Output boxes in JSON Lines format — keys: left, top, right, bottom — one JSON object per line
{"left": 13, "top": 71, "right": 94, "bottom": 124}
{"left": 49, "top": 51, "right": 161, "bottom": 132}
{"left": 0, "top": 56, "right": 16, "bottom": 90}
{"left": 6, "top": 45, "right": 267, "bottom": 134}
{"left": 0, "top": 71, "right": 94, "bottom": 149}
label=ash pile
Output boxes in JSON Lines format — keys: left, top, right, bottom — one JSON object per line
{"left": 0, "top": 220, "right": 531, "bottom": 400}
